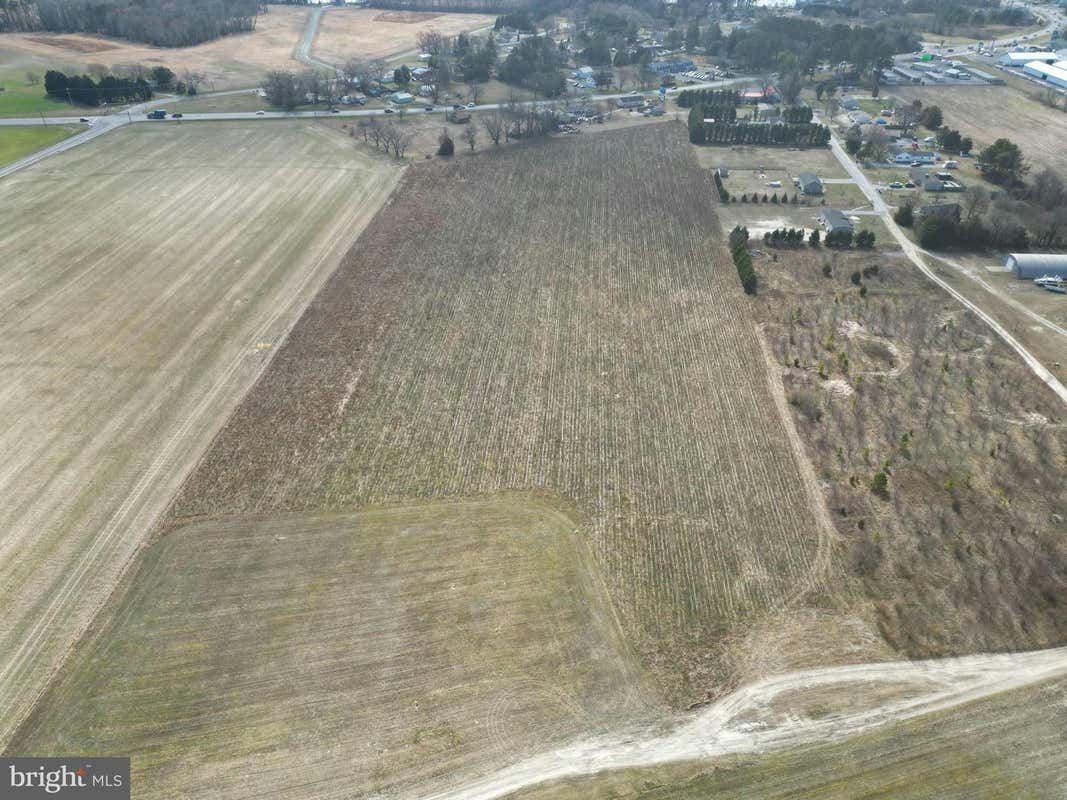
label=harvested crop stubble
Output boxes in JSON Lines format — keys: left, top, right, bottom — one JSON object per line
{"left": 11, "top": 500, "right": 653, "bottom": 799}
{"left": 169, "top": 124, "right": 828, "bottom": 700}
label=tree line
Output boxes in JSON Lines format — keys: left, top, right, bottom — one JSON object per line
{"left": 689, "top": 107, "right": 831, "bottom": 147}
{"left": 44, "top": 68, "right": 151, "bottom": 105}
{"left": 3, "top": 0, "right": 260, "bottom": 47}
{"left": 728, "top": 226, "right": 758, "bottom": 295}
{"left": 675, "top": 88, "right": 739, "bottom": 109}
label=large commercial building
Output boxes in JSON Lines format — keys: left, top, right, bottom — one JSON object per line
{"left": 999, "top": 51, "right": 1058, "bottom": 66}
{"left": 1023, "top": 60, "right": 1067, "bottom": 89}
{"left": 1006, "top": 253, "right": 1067, "bottom": 279}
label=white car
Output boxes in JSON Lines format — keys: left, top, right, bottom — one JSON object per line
{"left": 256, "top": 110, "right": 266, "bottom": 115}
{"left": 466, "top": 102, "right": 475, "bottom": 108}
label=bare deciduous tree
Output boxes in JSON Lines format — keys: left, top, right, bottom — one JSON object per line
{"left": 482, "top": 111, "right": 505, "bottom": 145}
{"left": 462, "top": 123, "right": 478, "bottom": 152}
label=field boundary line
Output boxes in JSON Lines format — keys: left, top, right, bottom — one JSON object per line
{"left": 753, "top": 322, "right": 839, "bottom": 610}
{"left": 0, "top": 161, "right": 403, "bottom": 750}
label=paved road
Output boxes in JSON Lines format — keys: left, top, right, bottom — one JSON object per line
{"left": 821, "top": 114, "right": 1067, "bottom": 404}
{"left": 920, "top": 1, "right": 1066, "bottom": 50}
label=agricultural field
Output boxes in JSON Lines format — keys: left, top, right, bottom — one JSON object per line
{"left": 507, "top": 676, "right": 1067, "bottom": 799}
{"left": 0, "top": 4, "right": 309, "bottom": 92}
{"left": 895, "top": 83, "right": 1067, "bottom": 177}
{"left": 0, "top": 120, "right": 399, "bottom": 747}
{"left": 10, "top": 499, "right": 658, "bottom": 799}
{"left": 752, "top": 243, "right": 1067, "bottom": 657}
{"left": 311, "top": 9, "right": 495, "bottom": 66}
{"left": 0, "top": 123, "right": 82, "bottom": 165}
{"left": 167, "top": 124, "right": 854, "bottom": 705}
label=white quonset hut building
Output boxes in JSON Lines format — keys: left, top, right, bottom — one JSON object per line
{"left": 1006, "top": 253, "right": 1067, "bottom": 279}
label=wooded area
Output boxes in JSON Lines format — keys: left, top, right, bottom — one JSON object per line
{"left": 0, "top": 0, "right": 262, "bottom": 47}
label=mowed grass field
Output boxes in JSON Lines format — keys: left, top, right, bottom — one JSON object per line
{"left": 0, "top": 123, "right": 83, "bottom": 165}
{"left": 312, "top": 9, "right": 495, "bottom": 66}
{"left": 168, "top": 124, "right": 834, "bottom": 703}
{"left": 0, "top": 121, "right": 399, "bottom": 747}
{"left": 506, "top": 677, "right": 1067, "bottom": 799}
{"left": 0, "top": 4, "right": 310, "bottom": 92}
{"left": 895, "top": 84, "right": 1067, "bottom": 177}
{"left": 11, "top": 499, "right": 656, "bottom": 799}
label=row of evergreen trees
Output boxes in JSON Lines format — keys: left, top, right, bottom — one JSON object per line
{"left": 712, "top": 169, "right": 730, "bottom": 203}
{"left": 44, "top": 69, "right": 152, "bottom": 105}
{"left": 780, "top": 106, "right": 813, "bottom": 124}
{"left": 676, "top": 88, "right": 740, "bottom": 109}
{"left": 729, "top": 226, "right": 757, "bottom": 295}
{"left": 739, "top": 192, "right": 800, "bottom": 204}
{"left": 689, "top": 110, "right": 831, "bottom": 147}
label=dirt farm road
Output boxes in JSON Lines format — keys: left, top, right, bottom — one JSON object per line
{"left": 823, "top": 120, "right": 1067, "bottom": 405}
{"left": 420, "top": 647, "right": 1067, "bottom": 800}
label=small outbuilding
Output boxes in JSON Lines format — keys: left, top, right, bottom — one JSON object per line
{"left": 1006, "top": 253, "right": 1067, "bottom": 279}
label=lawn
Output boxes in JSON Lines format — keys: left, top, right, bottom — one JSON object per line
{"left": 0, "top": 64, "right": 79, "bottom": 117}
{"left": 0, "top": 123, "right": 83, "bottom": 165}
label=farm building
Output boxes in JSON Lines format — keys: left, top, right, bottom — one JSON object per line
{"left": 389, "top": 92, "right": 414, "bottom": 104}
{"left": 1006, "top": 253, "right": 1067, "bottom": 279}
{"left": 819, "top": 209, "right": 853, "bottom": 235}
{"left": 796, "top": 173, "right": 823, "bottom": 195}
{"left": 999, "top": 51, "right": 1058, "bottom": 66}
{"left": 1023, "top": 61, "right": 1067, "bottom": 89}
{"left": 617, "top": 95, "right": 646, "bottom": 109}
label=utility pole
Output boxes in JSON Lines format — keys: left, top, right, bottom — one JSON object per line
{"left": 40, "top": 112, "right": 47, "bottom": 126}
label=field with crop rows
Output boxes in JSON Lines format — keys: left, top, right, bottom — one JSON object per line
{"left": 11, "top": 499, "right": 656, "bottom": 799}
{"left": 168, "top": 124, "right": 831, "bottom": 701}
{"left": 0, "top": 120, "right": 398, "bottom": 748}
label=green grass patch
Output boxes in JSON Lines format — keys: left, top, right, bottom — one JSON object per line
{"left": 0, "top": 124, "right": 84, "bottom": 166}
{"left": 0, "top": 70, "right": 78, "bottom": 117}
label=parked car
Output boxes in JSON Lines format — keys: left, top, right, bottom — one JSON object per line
{"left": 888, "top": 181, "right": 904, "bottom": 189}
